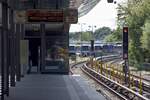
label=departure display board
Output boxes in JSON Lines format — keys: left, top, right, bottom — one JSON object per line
{"left": 14, "top": 9, "right": 78, "bottom": 23}
{"left": 26, "top": 9, "right": 64, "bottom": 22}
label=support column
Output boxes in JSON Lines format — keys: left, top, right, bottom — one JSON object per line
{"left": 16, "top": 24, "right": 21, "bottom": 81}
{"left": 63, "top": 23, "right": 70, "bottom": 74}
{"left": 9, "top": 0, "right": 15, "bottom": 87}
{"left": 41, "top": 24, "right": 46, "bottom": 73}
{"left": 20, "top": 24, "right": 25, "bottom": 40}
{"left": 9, "top": 9, "right": 16, "bottom": 87}
{"left": 1, "top": 1, "right": 9, "bottom": 99}
{"left": 6, "top": 8, "right": 11, "bottom": 97}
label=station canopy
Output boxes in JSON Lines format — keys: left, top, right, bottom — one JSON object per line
{"left": 0, "top": 0, "right": 100, "bottom": 24}
{"left": 69, "top": 0, "right": 101, "bottom": 17}
{"left": 0, "top": 0, "right": 100, "bottom": 31}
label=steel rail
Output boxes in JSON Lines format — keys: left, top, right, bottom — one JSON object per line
{"left": 96, "top": 56, "right": 150, "bottom": 93}
{"left": 81, "top": 66, "right": 127, "bottom": 100}
{"left": 81, "top": 64, "right": 149, "bottom": 100}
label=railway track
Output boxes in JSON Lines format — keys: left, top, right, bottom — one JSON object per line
{"left": 70, "top": 55, "right": 150, "bottom": 99}
{"left": 70, "top": 58, "right": 121, "bottom": 100}
{"left": 70, "top": 55, "right": 126, "bottom": 100}
{"left": 101, "top": 60, "right": 150, "bottom": 95}
{"left": 81, "top": 64, "right": 149, "bottom": 100}
{"left": 96, "top": 55, "right": 150, "bottom": 96}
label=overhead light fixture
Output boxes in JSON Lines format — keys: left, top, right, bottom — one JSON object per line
{"left": 107, "top": 0, "right": 114, "bottom": 3}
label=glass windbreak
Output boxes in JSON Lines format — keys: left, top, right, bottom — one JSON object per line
{"left": 44, "top": 37, "right": 68, "bottom": 72}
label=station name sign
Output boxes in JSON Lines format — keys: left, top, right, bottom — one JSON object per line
{"left": 14, "top": 9, "right": 78, "bottom": 24}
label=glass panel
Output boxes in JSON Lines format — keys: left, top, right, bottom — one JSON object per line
{"left": 44, "top": 36, "right": 68, "bottom": 72}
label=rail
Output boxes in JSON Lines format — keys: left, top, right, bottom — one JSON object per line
{"left": 81, "top": 63, "right": 149, "bottom": 100}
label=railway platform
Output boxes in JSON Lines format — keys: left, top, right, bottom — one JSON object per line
{"left": 5, "top": 75, "right": 105, "bottom": 100}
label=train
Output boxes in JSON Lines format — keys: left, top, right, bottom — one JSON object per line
{"left": 69, "top": 42, "right": 122, "bottom": 56}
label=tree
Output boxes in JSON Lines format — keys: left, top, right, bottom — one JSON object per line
{"left": 69, "top": 32, "right": 80, "bottom": 41}
{"left": 117, "top": 0, "right": 150, "bottom": 68}
{"left": 141, "top": 20, "right": 150, "bottom": 51}
{"left": 81, "top": 31, "right": 92, "bottom": 41}
{"left": 104, "top": 27, "right": 122, "bottom": 42}
{"left": 94, "top": 27, "right": 112, "bottom": 41}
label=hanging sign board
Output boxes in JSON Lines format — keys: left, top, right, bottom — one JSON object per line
{"left": 64, "top": 8, "right": 78, "bottom": 24}
{"left": 26, "top": 9, "right": 64, "bottom": 23}
{"left": 14, "top": 9, "right": 78, "bottom": 24}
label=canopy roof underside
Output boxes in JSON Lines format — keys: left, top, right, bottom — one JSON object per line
{"left": 69, "top": 0, "right": 101, "bottom": 17}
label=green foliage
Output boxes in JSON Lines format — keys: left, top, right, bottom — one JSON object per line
{"left": 104, "top": 27, "right": 122, "bottom": 42}
{"left": 94, "top": 27, "right": 112, "bottom": 41}
{"left": 81, "top": 32, "right": 92, "bottom": 41}
{"left": 104, "top": 34, "right": 115, "bottom": 42}
{"left": 141, "top": 19, "right": 150, "bottom": 51}
{"left": 69, "top": 32, "right": 80, "bottom": 41}
{"left": 70, "top": 27, "right": 113, "bottom": 41}
{"left": 118, "top": 0, "right": 150, "bottom": 67}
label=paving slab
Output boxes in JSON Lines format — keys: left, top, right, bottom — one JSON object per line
{"left": 5, "top": 75, "right": 105, "bottom": 100}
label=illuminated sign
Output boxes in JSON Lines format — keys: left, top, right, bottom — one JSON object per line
{"left": 14, "top": 9, "right": 78, "bottom": 23}
{"left": 26, "top": 9, "right": 64, "bottom": 22}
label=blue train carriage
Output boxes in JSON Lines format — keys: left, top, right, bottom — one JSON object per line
{"left": 94, "top": 43, "right": 103, "bottom": 57}
{"left": 69, "top": 43, "right": 81, "bottom": 55}
{"left": 102, "top": 43, "right": 113, "bottom": 53}
{"left": 69, "top": 43, "right": 77, "bottom": 55}
{"left": 81, "top": 43, "right": 90, "bottom": 57}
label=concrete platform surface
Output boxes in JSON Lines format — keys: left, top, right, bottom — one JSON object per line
{"left": 6, "top": 75, "right": 106, "bottom": 100}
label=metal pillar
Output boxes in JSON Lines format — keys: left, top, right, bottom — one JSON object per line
{"left": 125, "top": 60, "right": 129, "bottom": 84}
{"left": 16, "top": 24, "right": 21, "bottom": 81}
{"left": 63, "top": 23, "right": 70, "bottom": 74}
{"left": 7, "top": 0, "right": 16, "bottom": 87}
{"left": 1, "top": 1, "right": 9, "bottom": 99}
{"left": 6, "top": 7, "right": 11, "bottom": 97}
{"left": 9, "top": 9, "right": 16, "bottom": 87}
{"left": 90, "top": 40, "right": 94, "bottom": 68}
{"left": 20, "top": 24, "right": 25, "bottom": 40}
{"left": 123, "top": 27, "right": 129, "bottom": 84}
{"left": 41, "top": 24, "right": 46, "bottom": 72}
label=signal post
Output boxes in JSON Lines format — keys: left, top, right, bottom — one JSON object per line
{"left": 123, "top": 27, "right": 129, "bottom": 84}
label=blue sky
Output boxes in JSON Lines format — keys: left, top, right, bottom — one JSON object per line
{"left": 70, "top": 0, "right": 126, "bottom": 32}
